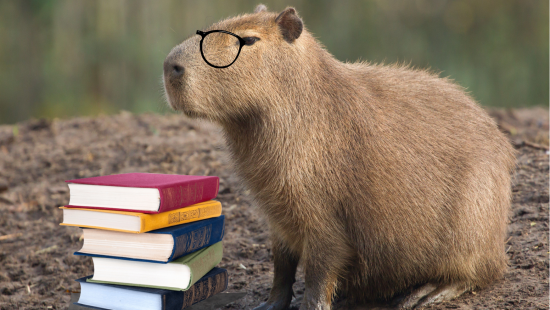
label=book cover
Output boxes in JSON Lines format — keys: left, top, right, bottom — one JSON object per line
{"left": 87, "top": 241, "right": 223, "bottom": 291}
{"left": 75, "top": 267, "right": 228, "bottom": 310}
{"left": 65, "top": 173, "right": 220, "bottom": 213}
{"left": 74, "top": 215, "right": 225, "bottom": 263}
{"left": 60, "top": 200, "right": 222, "bottom": 233}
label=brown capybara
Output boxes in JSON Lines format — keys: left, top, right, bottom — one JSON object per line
{"left": 163, "top": 5, "right": 516, "bottom": 310}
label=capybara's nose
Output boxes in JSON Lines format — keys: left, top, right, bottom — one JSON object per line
{"left": 163, "top": 56, "right": 185, "bottom": 79}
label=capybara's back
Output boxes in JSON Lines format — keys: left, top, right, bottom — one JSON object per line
{"left": 163, "top": 5, "right": 516, "bottom": 309}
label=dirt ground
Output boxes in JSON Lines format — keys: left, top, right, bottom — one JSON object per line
{"left": 0, "top": 107, "right": 547, "bottom": 310}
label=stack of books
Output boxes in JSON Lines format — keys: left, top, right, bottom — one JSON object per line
{"left": 60, "top": 173, "right": 228, "bottom": 310}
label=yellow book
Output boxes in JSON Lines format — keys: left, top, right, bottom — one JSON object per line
{"left": 60, "top": 200, "right": 222, "bottom": 233}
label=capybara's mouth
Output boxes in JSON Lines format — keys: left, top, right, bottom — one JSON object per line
{"left": 165, "top": 92, "right": 201, "bottom": 119}
{"left": 166, "top": 96, "right": 189, "bottom": 114}
{"left": 163, "top": 88, "right": 178, "bottom": 111}
{"left": 163, "top": 79, "right": 185, "bottom": 112}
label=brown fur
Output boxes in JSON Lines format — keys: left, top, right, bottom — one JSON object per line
{"left": 164, "top": 5, "right": 516, "bottom": 309}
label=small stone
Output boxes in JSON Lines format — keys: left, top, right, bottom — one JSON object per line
{"left": 0, "top": 179, "right": 7, "bottom": 193}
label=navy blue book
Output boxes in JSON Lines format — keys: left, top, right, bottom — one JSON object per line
{"left": 74, "top": 267, "right": 228, "bottom": 310}
{"left": 74, "top": 215, "right": 225, "bottom": 263}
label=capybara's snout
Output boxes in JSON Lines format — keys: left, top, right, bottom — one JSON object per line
{"left": 163, "top": 49, "right": 185, "bottom": 83}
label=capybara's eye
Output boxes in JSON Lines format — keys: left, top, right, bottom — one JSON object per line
{"left": 243, "top": 37, "right": 260, "bottom": 46}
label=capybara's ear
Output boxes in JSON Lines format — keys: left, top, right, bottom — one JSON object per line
{"left": 275, "top": 7, "right": 303, "bottom": 43}
{"left": 254, "top": 4, "right": 267, "bottom": 13}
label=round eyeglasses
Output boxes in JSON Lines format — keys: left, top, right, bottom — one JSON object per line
{"left": 196, "top": 30, "right": 246, "bottom": 69}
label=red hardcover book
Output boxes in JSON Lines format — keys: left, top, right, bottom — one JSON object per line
{"left": 64, "top": 173, "right": 219, "bottom": 213}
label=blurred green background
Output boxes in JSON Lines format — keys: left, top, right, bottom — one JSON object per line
{"left": 0, "top": 0, "right": 547, "bottom": 125}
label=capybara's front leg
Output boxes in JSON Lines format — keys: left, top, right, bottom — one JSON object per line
{"left": 253, "top": 236, "right": 300, "bottom": 310}
{"left": 299, "top": 240, "right": 350, "bottom": 310}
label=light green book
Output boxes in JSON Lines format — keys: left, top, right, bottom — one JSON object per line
{"left": 86, "top": 241, "right": 222, "bottom": 291}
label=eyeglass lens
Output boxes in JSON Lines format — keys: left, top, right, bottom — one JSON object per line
{"left": 201, "top": 32, "right": 241, "bottom": 68}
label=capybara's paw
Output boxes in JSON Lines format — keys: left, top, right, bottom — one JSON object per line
{"left": 298, "top": 292, "right": 331, "bottom": 310}
{"left": 394, "top": 283, "right": 470, "bottom": 309}
{"left": 252, "top": 298, "right": 292, "bottom": 310}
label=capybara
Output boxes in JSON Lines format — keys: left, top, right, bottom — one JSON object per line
{"left": 163, "top": 5, "right": 516, "bottom": 310}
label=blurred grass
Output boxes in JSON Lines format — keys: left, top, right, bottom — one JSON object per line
{"left": 0, "top": 0, "right": 547, "bottom": 125}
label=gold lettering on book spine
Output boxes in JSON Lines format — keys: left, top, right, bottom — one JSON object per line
{"left": 177, "top": 182, "right": 205, "bottom": 206}
{"left": 191, "top": 281, "right": 205, "bottom": 307}
{"left": 197, "top": 182, "right": 204, "bottom": 201}
{"left": 161, "top": 187, "right": 177, "bottom": 207}
{"left": 192, "top": 248, "right": 217, "bottom": 278}
{"left": 199, "top": 278, "right": 209, "bottom": 302}
{"left": 199, "top": 206, "right": 215, "bottom": 218}
{"left": 162, "top": 182, "right": 205, "bottom": 209}
{"left": 181, "top": 209, "right": 199, "bottom": 221}
{"left": 181, "top": 184, "right": 190, "bottom": 204}
{"left": 182, "top": 286, "right": 195, "bottom": 308}
{"left": 173, "top": 234, "right": 188, "bottom": 258}
{"left": 181, "top": 272, "right": 226, "bottom": 308}
{"left": 191, "top": 183, "right": 197, "bottom": 202}
{"left": 188, "top": 225, "right": 212, "bottom": 252}
{"left": 214, "top": 271, "right": 227, "bottom": 294}
{"left": 167, "top": 206, "right": 216, "bottom": 226}
{"left": 168, "top": 212, "right": 181, "bottom": 224}
{"left": 173, "top": 224, "right": 212, "bottom": 258}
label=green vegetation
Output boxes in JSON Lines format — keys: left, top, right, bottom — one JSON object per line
{"left": 0, "top": 0, "right": 547, "bottom": 124}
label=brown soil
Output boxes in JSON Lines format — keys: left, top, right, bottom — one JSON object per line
{"left": 0, "top": 108, "right": 548, "bottom": 310}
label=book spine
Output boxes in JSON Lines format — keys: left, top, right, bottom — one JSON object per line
{"left": 170, "top": 215, "right": 225, "bottom": 261}
{"left": 140, "top": 201, "right": 222, "bottom": 233}
{"left": 179, "top": 269, "right": 228, "bottom": 309}
{"left": 185, "top": 241, "right": 223, "bottom": 290}
{"left": 158, "top": 177, "right": 219, "bottom": 212}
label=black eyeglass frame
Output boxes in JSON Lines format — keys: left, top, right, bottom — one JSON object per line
{"left": 196, "top": 30, "right": 246, "bottom": 69}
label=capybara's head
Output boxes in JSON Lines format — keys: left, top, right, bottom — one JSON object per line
{"left": 163, "top": 5, "right": 308, "bottom": 123}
